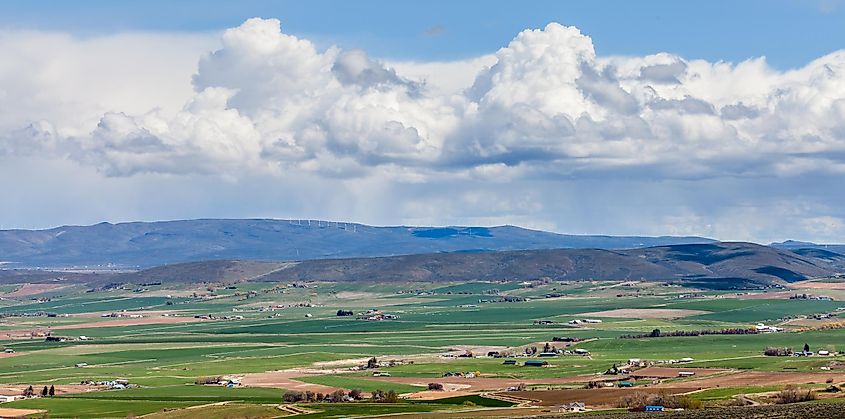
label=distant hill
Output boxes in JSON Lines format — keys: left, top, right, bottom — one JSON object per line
{"left": 14, "top": 242, "right": 830, "bottom": 290}
{"left": 0, "top": 219, "right": 715, "bottom": 268}
{"left": 253, "top": 242, "right": 836, "bottom": 289}
{"left": 771, "top": 240, "right": 845, "bottom": 255}
{"left": 771, "top": 241, "right": 845, "bottom": 269}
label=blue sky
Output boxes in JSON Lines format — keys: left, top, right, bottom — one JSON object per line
{"left": 3, "top": 0, "right": 845, "bottom": 68}
{"left": 1, "top": 1, "right": 845, "bottom": 243}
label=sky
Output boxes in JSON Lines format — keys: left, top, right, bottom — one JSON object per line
{"left": 1, "top": 0, "right": 845, "bottom": 243}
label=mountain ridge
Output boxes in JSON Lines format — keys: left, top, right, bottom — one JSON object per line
{"left": 0, "top": 218, "right": 716, "bottom": 268}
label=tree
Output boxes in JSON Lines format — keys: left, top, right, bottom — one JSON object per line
{"left": 23, "top": 385, "right": 34, "bottom": 397}
{"left": 41, "top": 386, "right": 48, "bottom": 396}
{"left": 428, "top": 383, "right": 444, "bottom": 391}
{"left": 371, "top": 389, "right": 385, "bottom": 401}
{"left": 804, "top": 343, "right": 811, "bottom": 353}
{"left": 349, "top": 389, "right": 363, "bottom": 400}
{"left": 543, "top": 342, "right": 552, "bottom": 353}
{"left": 650, "top": 329, "right": 661, "bottom": 338}
{"left": 366, "top": 357, "right": 378, "bottom": 369}
{"left": 384, "top": 389, "right": 399, "bottom": 403}
{"left": 326, "top": 389, "right": 346, "bottom": 402}
{"left": 49, "top": 385, "right": 55, "bottom": 396}
{"left": 283, "top": 390, "right": 305, "bottom": 403}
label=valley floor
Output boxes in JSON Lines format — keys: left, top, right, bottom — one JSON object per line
{"left": 3, "top": 278, "right": 845, "bottom": 417}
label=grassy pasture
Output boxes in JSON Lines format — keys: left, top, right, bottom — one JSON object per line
{"left": 7, "top": 397, "right": 199, "bottom": 418}
{"left": 3, "top": 281, "right": 845, "bottom": 417}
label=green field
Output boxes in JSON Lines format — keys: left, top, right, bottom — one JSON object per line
{"left": 3, "top": 280, "right": 845, "bottom": 417}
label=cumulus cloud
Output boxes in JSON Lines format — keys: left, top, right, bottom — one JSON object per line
{"left": 3, "top": 18, "right": 844, "bottom": 179}
{"left": 2, "top": 18, "right": 845, "bottom": 241}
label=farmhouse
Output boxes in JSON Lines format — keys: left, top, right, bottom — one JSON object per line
{"left": 755, "top": 323, "right": 783, "bottom": 333}
{"left": 524, "top": 360, "right": 549, "bottom": 367}
{"left": 553, "top": 401, "right": 586, "bottom": 412}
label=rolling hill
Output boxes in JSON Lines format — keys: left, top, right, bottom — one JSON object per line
{"left": 0, "top": 219, "right": 714, "bottom": 268}
{"left": 7, "top": 242, "right": 834, "bottom": 290}
{"left": 251, "top": 242, "right": 837, "bottom": 289}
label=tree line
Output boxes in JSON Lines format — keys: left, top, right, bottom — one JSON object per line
{"left": 282, "top": 388, "right": 400, "bottom": 403}
{"left": 619, "top": 328, "right": 758, "bottom": 339}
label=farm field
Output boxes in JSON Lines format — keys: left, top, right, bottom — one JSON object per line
{"left": 3, "top": 278, "right": 845, "bottom": 417}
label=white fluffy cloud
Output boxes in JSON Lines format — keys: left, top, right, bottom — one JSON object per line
{"left": 2, "top": 18, "right": 845, "bottom": 242}
{"left": 4, "top": 18, "right": 845, "bottom": 179}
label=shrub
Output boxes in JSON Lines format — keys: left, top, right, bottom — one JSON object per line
{"left": 428, "top": 383, "right": 444, "bottom": 391}
{"left": 774, "top": 385, "right": 816, "bottom": 404}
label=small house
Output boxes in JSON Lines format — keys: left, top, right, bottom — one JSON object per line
{"left": 502, "top": 359, "right": 517, "bottom": 365}
{"left": 645, "top": 405, "right": 664, "bottom": 412}
{"left": 538, "top": 352, "right": 557, "bottom": 357}
{"left": 678, "top": 357, "right": 694, "bottom": 363}
{"left": 75, "top": 363, "right": 88, "bottom": 368}
{"left": 678, "top": 371, "right": 695, "bottom": 377}
{"left": 3, "top": 348, "right": 13, "bottom": 353}
{"left": 553, "top": 401, "right": 586, "bottom": 412}
{"left": 617, "top": 381, "right": 634, "bottom": 387}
